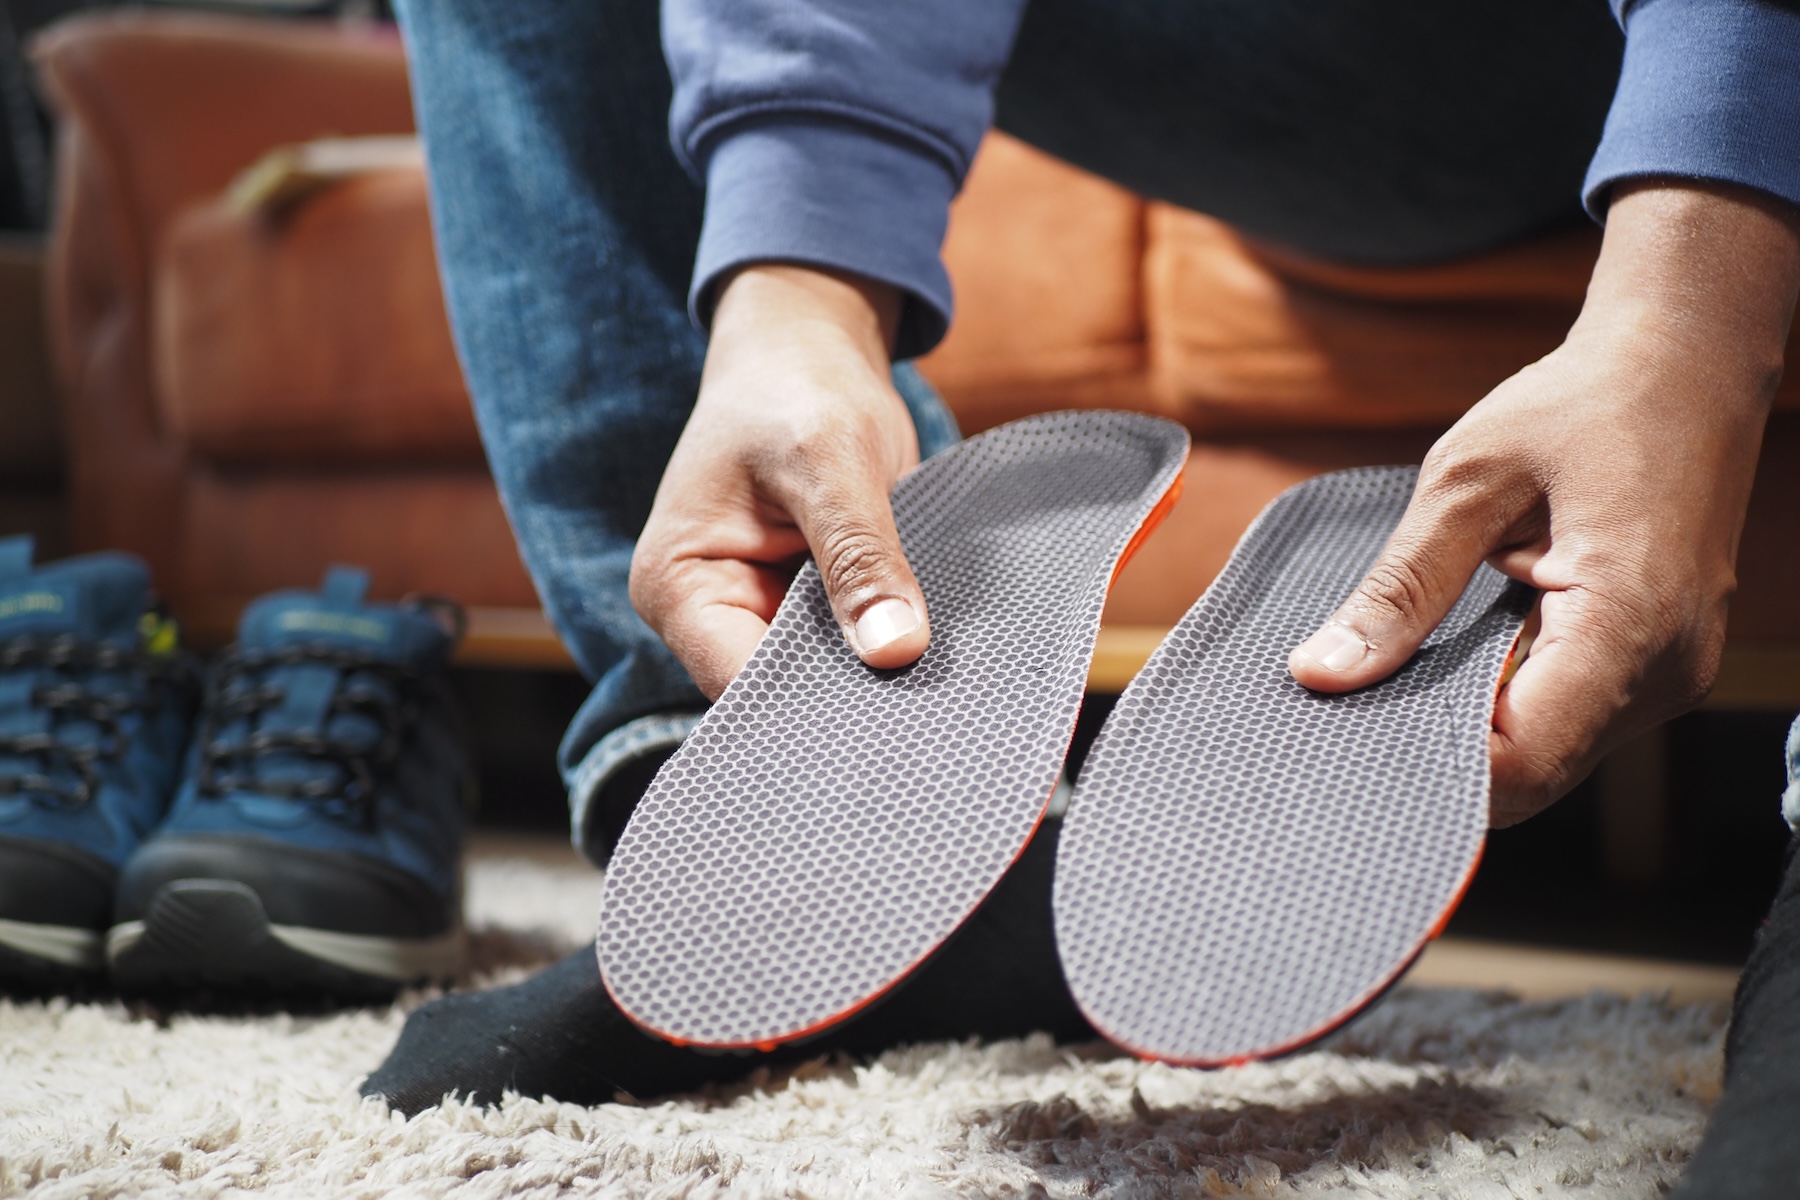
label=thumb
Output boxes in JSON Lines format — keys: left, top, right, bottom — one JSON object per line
{"left": 1287, "top": 493, "right": 1502, "bottom": 693}
{"left": 789, "top": 475, "right": 932, "bottom": 671}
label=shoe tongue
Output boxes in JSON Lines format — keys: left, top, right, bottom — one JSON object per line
{"left": 0, "top": 537, "right": 151, "bottom": 644}
{"left": 235, "top": 566, "right": 448, "bottom": 664}
{"left": 225, "top": 567, "right": 450, "bottom": 802}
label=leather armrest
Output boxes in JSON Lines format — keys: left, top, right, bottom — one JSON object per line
{"left": 154, "top": 165, "right": 478, "bottom": 465}
{"left": 31, "top": 11, "right": 414, "bottom": 288}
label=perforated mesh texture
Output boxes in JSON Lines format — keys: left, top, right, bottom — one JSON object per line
{"left": 599, "top": 412, "right": 1190, "bottom": 1048}
{"left": 1055, "top": 466, "right": 1531, "bottom": 1065}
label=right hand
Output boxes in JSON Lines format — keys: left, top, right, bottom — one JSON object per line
{"left": 629, "top": 264, "right": 931, "bottom": 699}
{"left": 1287, "top": 180, "right": 1800, "bottom": 825}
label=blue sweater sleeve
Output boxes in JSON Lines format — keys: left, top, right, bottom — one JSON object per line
{"left": 663, "top": 1, "right": 1027, "bottom": 359}
{"left": 1586, "top": 0, "right": 1800, "bottom": 217}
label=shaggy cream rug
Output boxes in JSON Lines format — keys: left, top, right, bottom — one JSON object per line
{"left": 0, "top": 839, "right": 1725, "bottom": 1199}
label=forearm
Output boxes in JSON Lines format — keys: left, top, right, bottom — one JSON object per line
{"left": 1554, "top": 180, "right": 1800, "bottom": 584}
{"left": 1576, "top": 179, "right": 1800, "bottom": 409}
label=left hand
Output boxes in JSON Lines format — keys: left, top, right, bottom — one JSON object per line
{"left": 630, "top": 265, "right": 930, "bottom": 700}
{"left": 1287, "top": 181, "right": 1800, "bottom": 826}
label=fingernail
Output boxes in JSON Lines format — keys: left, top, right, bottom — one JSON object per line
{"left": 854, "top": 598, "right": 920, "bottom": 654}
{"left": 1295, "top": 623, "right": 1369, "bottom": 673}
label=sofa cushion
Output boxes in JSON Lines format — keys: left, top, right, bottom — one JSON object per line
{"left": 1145, "top": 208, "right": 1593, "bottom": 431}
{"left": 917, "top": 135, "right": 1153, "bottom": 432}
{"left": 1145, "top": 206, "right": 1800, "bottom": 430}
{"left": 154, "top": 166, "right": 480, "bottom": 464}
{"left": 174, "top": 467, "right": 536, "bottom": 627}
{"left": 155, "top": 130, "right": 1146, "bottom": 463}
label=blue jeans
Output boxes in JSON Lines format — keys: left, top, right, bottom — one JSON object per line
{"left": 392, "top": 0, "right": 1621, "bottom": 860}
{"left": 393, "top": 0, "right": 959, "bottom": 859}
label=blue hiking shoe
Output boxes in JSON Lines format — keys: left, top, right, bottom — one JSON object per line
{"left": 109, "top": 567, "right": 473, "bottom": 999}
{"left": 0, "top": 536, "right": 197, "bottom": 986}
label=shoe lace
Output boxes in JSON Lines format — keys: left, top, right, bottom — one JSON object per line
{"left": 193, "top": 641, "right": 432, "bottom": 821}
{"left": 0, "top": 633, "right": 201, "bottom": 806}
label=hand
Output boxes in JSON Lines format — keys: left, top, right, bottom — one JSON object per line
{"left": 1288, "top": 181, "right": 1800, "bottom": 826}
{"left": 630, "top": 265, "right": 930, "bottom": 699}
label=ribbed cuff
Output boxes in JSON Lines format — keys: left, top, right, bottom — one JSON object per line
{"left": 1585, "top": 0, "right": 1800, "bottom": 218}
{"left": 568, "top": 710, "right": 704, "bottom": 868}
{"left": 689, "top": 116, "right": 957, "bottom": 360}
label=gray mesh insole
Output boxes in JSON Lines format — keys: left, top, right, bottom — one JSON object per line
{"left": 598, "top": 411, "right": 1190, "bottom": 1049}
{"left": 1054, "top": 466, "right": 1532, "bottom": 1065}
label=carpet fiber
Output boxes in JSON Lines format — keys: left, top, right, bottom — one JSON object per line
{"left": 0, "top": 841, "right": 1724, "bottom": 1198}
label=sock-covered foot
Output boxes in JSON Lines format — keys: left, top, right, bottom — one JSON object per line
{"left": 362, "top": 946, "right": 780, "bottom": 1113}
{"left": 364, "top": 819, "right": 1094, "bottom": 1113}
{"left": 1671, "top": 835, "right": 1800, "bottom": 1198}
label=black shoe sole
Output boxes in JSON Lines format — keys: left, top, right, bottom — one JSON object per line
{"left": 107, "top": 880, "right": 462, "bottom": 1001}
{"left": 0, "top": 836, "right": 114, "bottom": 994}
{"left": 0, "top": 934, "right": 103, "bottom": 994}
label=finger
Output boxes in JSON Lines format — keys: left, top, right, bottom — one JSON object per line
{"left": 1288, "top": 473, "right": 1535, "bottom": 693}
{"left": 1486, "top": 573, "right": 1719, "bottom": 826}
{"left": 1484, "top": 588, "right": 1627, "bottom": 825}
{"left": 644, "top": 557, "right": 795, "bottom": 699}
{"left": 681, "top": 602, "right": 776, "bottom": 700}
{"left": 780, "top": 473, "right": 931, "bottom": 671}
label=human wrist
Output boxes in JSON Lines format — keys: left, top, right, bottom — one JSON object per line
{"left": 709, "top": 264, "right": 902, "bottom": 379}
{"left": 1573, "top": 179, "right": 1800, "bottom": 405}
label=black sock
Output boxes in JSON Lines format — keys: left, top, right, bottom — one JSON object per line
{"left": 1672, "top": 836, "right": 1800, "bottom": 1198}
{"left": 364, "top": 819, "right": 1094, "bottom": 1114}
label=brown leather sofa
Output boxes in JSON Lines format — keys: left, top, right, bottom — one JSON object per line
{"left": 29, "top": 11, "right": 1800, "bottom": 704}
